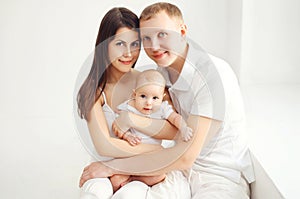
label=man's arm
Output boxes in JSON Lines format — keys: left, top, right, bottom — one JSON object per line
{"left": 80, "top": 115, "right": 222, "bottom": 186}
{"left": 167, "top": 112, "right": 193, "bottom": 141}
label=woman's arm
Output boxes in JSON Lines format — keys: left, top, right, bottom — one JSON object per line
{"left": 87, "top": 98, "right": 163, "bottom": 158}
{"left": 113, "top": 111, "right": 178, "bottom": 140}
{"left": 80, "top": 115, "right": 222, "bottom": 187}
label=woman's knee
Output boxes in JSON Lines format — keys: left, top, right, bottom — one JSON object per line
{"left": 80, "top": 178, "right": 113, "bottom": 199}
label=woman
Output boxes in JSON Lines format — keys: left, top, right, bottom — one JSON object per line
{"left": 76, "top": 7, "right": 189, "bottom": 198}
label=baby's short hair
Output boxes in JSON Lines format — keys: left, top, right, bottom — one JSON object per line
{"left": 135, "top": 69, "right": 166, "bottom": 90}
{"left": 140, "top": 2, "right": 183, "bottom": 22}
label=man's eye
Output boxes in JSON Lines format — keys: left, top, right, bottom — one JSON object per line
{"left": 158, "top": 32, "right": 167, "bottom": 38}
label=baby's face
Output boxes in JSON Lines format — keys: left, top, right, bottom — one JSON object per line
{"left": 134, "top": 84, "right": 165, "bottom": 115}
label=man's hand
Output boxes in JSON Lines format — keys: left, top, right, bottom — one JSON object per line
{"left": 79, "top": 162, "right": 114, "bottom": 187}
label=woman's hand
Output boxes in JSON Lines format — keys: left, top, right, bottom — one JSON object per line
{"left": 79, "top": 162, "right": 114, "bottom": 187}
{"left": 112, "top": 111, "right": 132, "bottom": 137}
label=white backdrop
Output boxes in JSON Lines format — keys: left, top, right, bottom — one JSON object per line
{"left": 0, "top": 0, "right": 299, "bottom": 198}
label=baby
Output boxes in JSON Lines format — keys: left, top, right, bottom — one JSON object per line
{"left": 117, "top": 69, "right": 193, "bottom": 145}
{"left": 110, "top": 69, "right": 193, "bottom": 192}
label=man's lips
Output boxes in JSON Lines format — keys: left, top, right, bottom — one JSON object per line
{"left": 152, "top": 51, "right": 167, "bottom": 59}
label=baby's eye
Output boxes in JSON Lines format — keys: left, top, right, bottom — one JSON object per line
{"left": 153, "top": 96, "right": 159, "bottom": 100}
{"left": 140, "top": 94, "right": 146, "bottom": 98}
{"left": 158, "top": 32, "right": 167, "bottom": 38}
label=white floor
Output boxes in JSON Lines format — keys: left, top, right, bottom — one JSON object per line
{"left": 0, "top": 83, "right": 299, "bottom": 199}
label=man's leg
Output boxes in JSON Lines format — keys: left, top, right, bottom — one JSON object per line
{"left": 190, "top": 170, "right": 250, "bottom": 199}
{"left": 147, "top": 170, "right": 191, "bottom": 199}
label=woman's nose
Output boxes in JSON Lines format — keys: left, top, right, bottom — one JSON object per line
{"left": 123, "top": 46, "right": 132, "bottom": 57}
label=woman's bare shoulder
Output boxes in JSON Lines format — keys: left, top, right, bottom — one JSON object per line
{"left": 130, "top": 69, "right": 141, "bottom": 77}
{"left": 119, "top": 69, "right": 140, "bottom": 84}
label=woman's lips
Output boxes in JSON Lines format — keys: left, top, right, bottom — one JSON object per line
{"left": 119, "top": 59, "right": 132, "bottom": 65}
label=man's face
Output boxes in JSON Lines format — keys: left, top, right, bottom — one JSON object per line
{"left": 140, "top": 11, "right": 186, "bottom": 67}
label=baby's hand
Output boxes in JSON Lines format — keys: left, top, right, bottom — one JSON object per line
{"left": 123, "top": 131, "right": 141, "bottom": 146}
{"left": 180, "top": 125, "right": 193, "bottom": 142}
{"left": 112, "top": 120, "right": 128, "bottom": 138}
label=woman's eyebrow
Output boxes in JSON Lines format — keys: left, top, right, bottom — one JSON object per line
{"left": 114, "top": 39, "right": 139, "bottom": 44}
{"left": 131, "top": 39, "right": 140, "bottom": 43}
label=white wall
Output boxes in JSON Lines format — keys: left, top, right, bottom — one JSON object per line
{"left": 240, "top": 1, "right": 300, "bottom": 197}
{"left": 0, "top": 0, "right": 232, "bottom": 198}
{"left": 183, "top": 0, "right": 242, "bottom": 77}
{"left": 241, "top": 0, "right": 300, "bottom": 85}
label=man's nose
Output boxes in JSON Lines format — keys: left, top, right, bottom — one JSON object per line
{"left": 151, "top": 38, "right": 160, "bottom": 51}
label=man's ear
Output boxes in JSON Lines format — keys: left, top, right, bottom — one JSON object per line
{"left": 180, "top": 24, "right": 187, "bottom": 36}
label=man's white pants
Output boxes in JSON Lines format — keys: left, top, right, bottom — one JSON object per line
{"left": 189, "top": 170, "right": 250, "bottom": 199}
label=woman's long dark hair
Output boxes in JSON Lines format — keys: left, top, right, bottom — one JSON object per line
{"left": 77, "top": 7, "right": 139, "bottom": 120}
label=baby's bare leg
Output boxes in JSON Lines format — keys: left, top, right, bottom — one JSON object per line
{"left": 109, "top": 174, "right": 130, "bottom": 193}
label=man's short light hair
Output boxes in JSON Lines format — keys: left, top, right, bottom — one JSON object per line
{"left": 140, "top": 2, "right": 183, "bottom": 22}
{"left": 135, "top": 69, "right": 166, "bottom": 90}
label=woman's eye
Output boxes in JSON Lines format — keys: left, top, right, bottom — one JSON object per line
{"left": 131, "top": 41, "right": 140, "bottom": 48}
{"left": 158, "top": 32, "right": 167, "bottom": 38}
{"left": 116, "top": 41, "right": 125, "bottom": 46}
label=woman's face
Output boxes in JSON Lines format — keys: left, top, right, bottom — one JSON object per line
{"left": 108, "top": 27, "right": 140, "bottom": 73}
